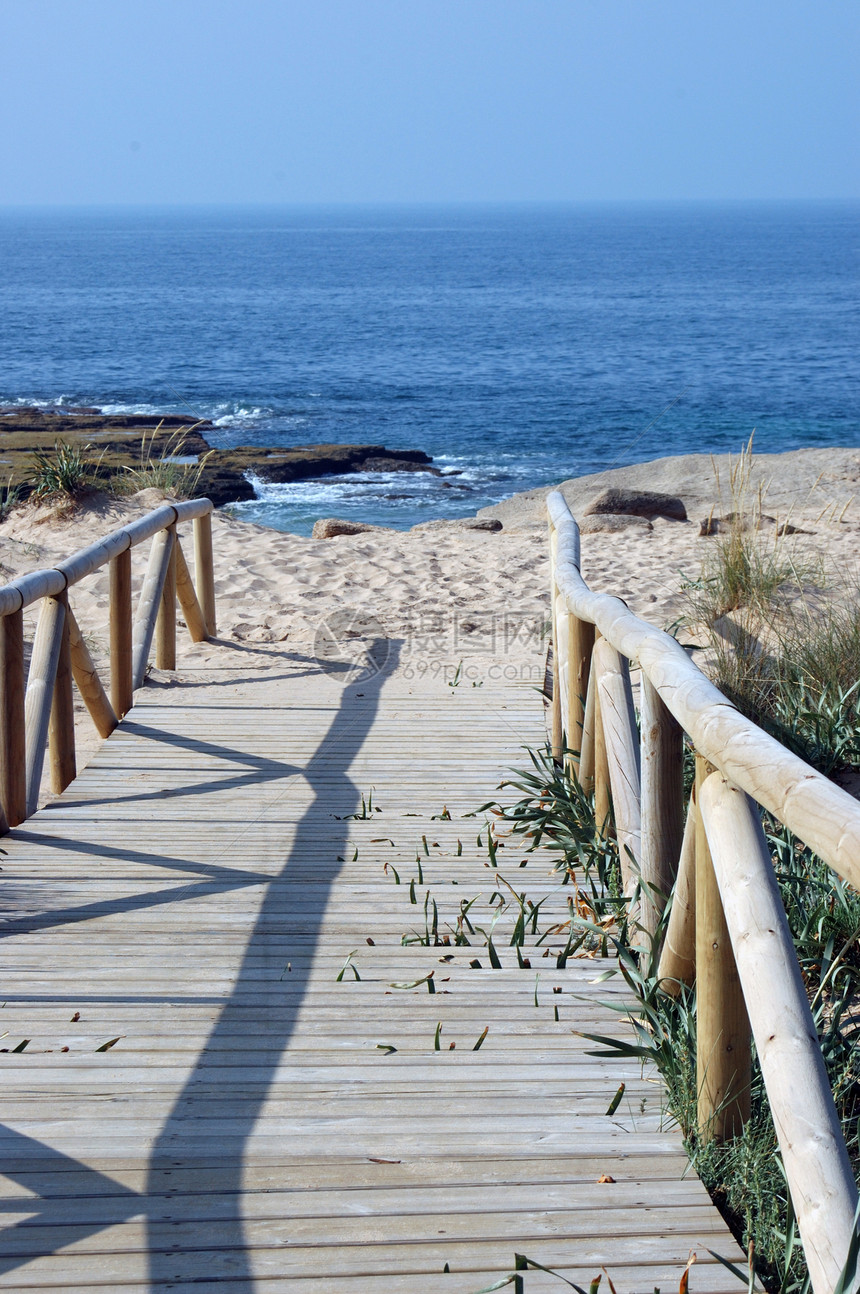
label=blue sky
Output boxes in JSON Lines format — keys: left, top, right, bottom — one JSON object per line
{"left": 0, "top": 0, "right": 857, "bottom": 205}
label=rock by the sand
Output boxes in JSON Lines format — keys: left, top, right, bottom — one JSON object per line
{"left": 312, "top": 518, "right": 391, "bottom": 539}
{"left": 129, "top": 488, "right": 174, "bottom": 510}
{"left": 580, "top": 513, "right": 653, "bottom": 534}
{"left": 410, "top": 517, "right": 503, "bottom": 533}
{"left": 699, "top": 511, "right": 810, "bottom": 537}
{"left": 584, "top": 487, "right": 687, "bottom": 522}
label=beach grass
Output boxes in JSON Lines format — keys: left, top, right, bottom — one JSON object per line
{"left": 10, "top": 424, "right": 213, "bottom": 507}
{"left": 682, "top": 441, "right": 860, "bottom": 779}
{"left": 113, "top": 421, "right": 213, "bottom": 499}
{"left": 30, "top": 439, "right": 97, "bottom": 500}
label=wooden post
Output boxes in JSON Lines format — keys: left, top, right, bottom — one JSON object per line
{"left": 110, "top": 548, "right": 133, "bottom": 719}
{"left": 193, "top": 511, "right": 217, "bottom": 637}
{"left": 556, "top": 605, "right": 571, "bottom": 751}
{"left": 593, "top": 648, "right": 612, "bottom": 837}
{"left": 174, "top": 539, "right": 209, "bottom": 642}
{"left": 156, "top": 523, "right": 177, "bottom": 671}
{"left": 657, "top": 795, "right": 697, "bottom": 992}
{"left": 566, "top": 615, "right": 595, "bottom": 776}
{"left": 695, "top": 753, "right": 751, "bottom": 1142}
{"left": 68, "top": 607, "right": 117, "bottom": 739}
{"left": 700, "top": 771, "right": 859, "bottom": 1294}
{"left": 549, "top": 525, "right": 563, "bottom": 763}
{"left": 594, "top": 637, "right": 641, "bottom": 891}
{"left": 0, "top": 609, "right": 25, "bottom": 829}
{"left": 24, "top": 595, "right": 68, "bottom": 817}
{"left": 639, "top": 675, "right": 685, "bottom": 937}
{"left": 132, "top": 527, "right": 175, "bottom": 690}
{"left": 48, "top": 589, "right": 76, "bottom": 796}
{"left": 578, "top": 664, "right": 597, "bottom": 795}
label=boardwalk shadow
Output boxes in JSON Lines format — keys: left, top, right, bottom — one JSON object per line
{"left": 0, "top": 641, "right": 398, "bottom": 1287}
{"left": 146, "top": 640, "right": 400, "bottom": 1289}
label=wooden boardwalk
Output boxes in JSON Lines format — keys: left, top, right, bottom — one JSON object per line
{"left": 0, "top": 650, "right": 744, "bottom": 1292}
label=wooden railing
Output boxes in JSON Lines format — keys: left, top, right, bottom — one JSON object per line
{"left": 0, "top": 499, "right": 216, "bottom": 833}
{"left": 548, "top": 490, "right": 859, "bottom": 1294}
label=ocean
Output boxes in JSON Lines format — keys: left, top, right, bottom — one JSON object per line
{"left": 1, "top": 202, "right": 857, "bottom": 534}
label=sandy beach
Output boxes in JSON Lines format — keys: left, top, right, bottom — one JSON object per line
{"left": 3, "top": 446, "right": 860, "bottom": 805}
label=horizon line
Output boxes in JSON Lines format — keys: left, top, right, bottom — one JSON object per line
{"left": 0, "top": 196, "right": 858, "bottom": 214}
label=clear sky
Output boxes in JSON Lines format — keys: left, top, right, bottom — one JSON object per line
{"left": 0, "top": 0, "right": 857, "bottom": 206}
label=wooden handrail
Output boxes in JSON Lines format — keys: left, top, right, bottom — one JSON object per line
{"left": 0, "top": 498, "right": 212, "bottom": 615}
{"left": 547, "top": 488, "right": 860, "bottom": 1294}
{"left": 0, "top": 499, "right": 216, "bottom": 830}
{"left": 593, "top": 636, "right": 641, "bottom": 894}
{"left": 700, "top": 772, "right": 858, "bottom": 1294}
{"left": 548, "top": 489, "right": 860, "bottom": 891}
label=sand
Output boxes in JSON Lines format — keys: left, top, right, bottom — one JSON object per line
{"left": 2, "top": 446, "right": 860, "bottom": 806}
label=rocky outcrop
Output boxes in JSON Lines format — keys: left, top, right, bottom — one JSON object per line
{"left": 197, "top": 445, "right": 437, "bottom": 507}
{"left": 0, "top": 408, "right": 438, "bottom": 509}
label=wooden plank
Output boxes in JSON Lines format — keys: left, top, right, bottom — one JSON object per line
{"left": 48, "top": 589, "right": 76, "bottom": 796}
{"left": 174, "top": 538, "right": 209, "bottom": 643}
{"left": 0, "top": 656, "right": 744, "bottom": 1292}
{"left": 639, "top": 674, "right": 684, "bottom": 936}
{"left": 193, "top": 509, "right": 217, "bottom": 636}
{"left": 131, "top": 527, "right": 174, "bottom": 689}
{"left": 23, "top": 593, "right": 67, "bottom": 815}
{"left": 695, "top": 755, "right": 750, "bottom": 1142}
{"left": 109, "top": 548, "right": 133, "bottom": 719}
{"left": 0, "top": 605, "right": 26, "bottom": 827}
{"left": 155, "top": 522, "right": 177, "bottom": 671}
{"left": 67, "top": 605, "right": 117, "bottom": 739}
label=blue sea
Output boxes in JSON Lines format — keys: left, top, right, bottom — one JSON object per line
{"left": 0, "top": 203, "right": 857, "bottom": 534}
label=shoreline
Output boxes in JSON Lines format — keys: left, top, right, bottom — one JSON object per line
{"left": 225, "top": 441, "right": 860, "bottom": 537}
{"left": 4, "top": 405, "right": 858, "bottom": 536}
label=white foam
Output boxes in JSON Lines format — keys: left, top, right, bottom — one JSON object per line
{"left": 99, "top": 401, "right": 172, "bottom": 418}
{"left": 246, "top": 469, "right": 445, "bottom": 506}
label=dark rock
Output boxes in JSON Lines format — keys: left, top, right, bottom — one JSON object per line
{"left": 463, "top": 518, "right": 502, "bottom": 532}
{"left": 0, "top": 408, "right": 213, "bottom": 446}
{"left": 194, "top": 463, "right": 257, "bottom": 508}
{"left": 411, "top": 517, "right": 503, "bottom": 533}
{"left": 208, "top": 444, "right": 434, "bottom": 489}
{"left": 585, "top": 487, "right": 687, "bottom": 522}
{"left": 361, "top": 456, "right": 441, "bottom": 475}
